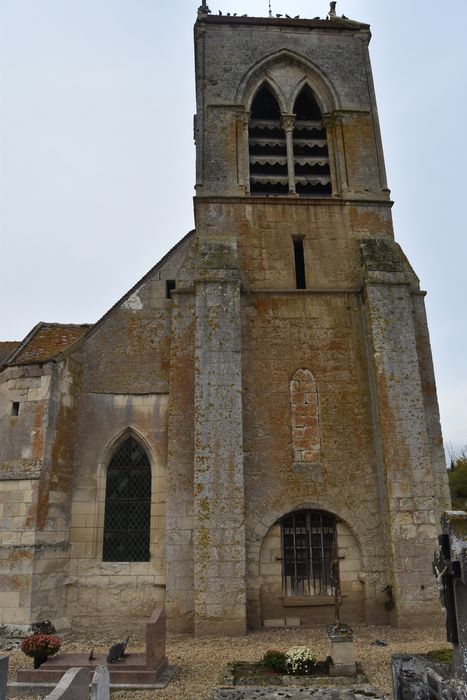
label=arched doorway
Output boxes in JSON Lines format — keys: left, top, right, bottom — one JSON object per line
{"left": 282, "top": 509, "right": 335, "bottom": 600}
{"left": 259, "top": 508, "right": 364, "bottom": 625}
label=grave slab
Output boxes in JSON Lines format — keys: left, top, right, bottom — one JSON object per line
{"left": 212, "top": 686, "right": 384, "bottom": 699}
{"left": 14, "top": 608, "right": 169, "bottom": 687}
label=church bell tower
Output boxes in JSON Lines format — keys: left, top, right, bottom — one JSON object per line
{"left": 165, "top": 3, "right": 450, "bottom": 636}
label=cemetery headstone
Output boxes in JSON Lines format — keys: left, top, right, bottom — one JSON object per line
{"left": 91, "top": 665, "right": 109, "bottom": 700}
{"left": 434, "top": 511, "right": 467, "bottom": 681}
{"left": 0, "top": 656, "right": 8, "bottom": 700}
{"left": 392, "top": 511, "right": 467, "bottom": 698}
{"left": 44, "top": 667, "right": 89, "bottom": 700}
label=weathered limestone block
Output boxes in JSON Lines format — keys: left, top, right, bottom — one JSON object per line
{"left": 290, "top": 368, "right": 320, "bottom": 467}
{"left": 361, "top": 238, "right": 445, "bottom": 625}
{"left": 193, "top": 235, "right": 246, "bottom": 637}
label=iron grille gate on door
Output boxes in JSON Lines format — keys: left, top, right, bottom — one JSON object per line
{"left": 281, "top": 509, "right": 336, "bottom": 597}
{"left": 103, "top": 437, "right": 151, "bottom": 562}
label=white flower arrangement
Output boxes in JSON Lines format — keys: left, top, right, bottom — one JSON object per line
{"left": 284, "top": 645, "right": 317, "bottom": 675}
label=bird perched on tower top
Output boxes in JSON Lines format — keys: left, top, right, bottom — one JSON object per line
{"left": 197, "top": 0, "right": 211, "bottom": 15}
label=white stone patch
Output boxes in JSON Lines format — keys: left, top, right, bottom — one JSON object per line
{"left": 122, "top": 290, "right": 143, "bottom": 310}
{"left": 91, "top": 665, "right": 109, "bottom": 700}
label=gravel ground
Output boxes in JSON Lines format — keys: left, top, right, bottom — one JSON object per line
{"left": 5, "top": 622, "right": 449, "bottom": 700}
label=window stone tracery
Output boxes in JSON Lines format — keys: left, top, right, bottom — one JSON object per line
{"left": 247, "top": 80, "right": 331, "bottom": 196}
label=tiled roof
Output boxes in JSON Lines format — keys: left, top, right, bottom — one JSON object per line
{"left": 0, "top": 342, "right": 20, "bottom": 364}
{"left": 4, "top": 323, "right": 92, "bottom": 366}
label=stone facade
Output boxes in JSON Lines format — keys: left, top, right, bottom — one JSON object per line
{"left": 0, "top": 11, "right": 451, "bottom": 636}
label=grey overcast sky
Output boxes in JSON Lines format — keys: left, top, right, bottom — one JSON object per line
{"left": 0, "top": 1, "right": 466, "bottom": 454}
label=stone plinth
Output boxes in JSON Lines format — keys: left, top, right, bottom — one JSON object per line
{"left": 328, "top": 624, "right": 356, "bottom": 677}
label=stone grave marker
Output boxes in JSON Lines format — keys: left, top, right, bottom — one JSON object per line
{"left": 0, "top": 656, "right": 8, "bottom": 700}
{"left": 91, "top": 665, "right": 109, "bottom": 700}
{"left": 392, "top": 510, "right": 467, "bottom": 698}
{"left": 14, "top": 607, "right": 171, "bottom": 690}
{"left": 435, "top": 511, "right": 467, "bottom": 681}
{"left": 44, "top": 667, "right": 89, "bottom": 700}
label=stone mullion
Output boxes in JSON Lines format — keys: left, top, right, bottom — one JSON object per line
{"left": 324, "top": 113, "right": 350, "bottom": 196}
{"left": 240, "top": 112, "right": 251, "bottom": 194}
{"left": 281, "top": 114, "right": 296, "bottom": 195}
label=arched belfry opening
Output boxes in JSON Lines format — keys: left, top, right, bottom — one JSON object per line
{"left": 292, "top": 85, "right": 331, "bottom": 196}
{"left": 248, "top": 81, "right": 331, "bottom": 197}
{"left": 248, "top": 83, "right": 289, "bottom": 196}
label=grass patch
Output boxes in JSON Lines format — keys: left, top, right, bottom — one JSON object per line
{"left": 424, "top": 648, "right": 453, "bottom": 665}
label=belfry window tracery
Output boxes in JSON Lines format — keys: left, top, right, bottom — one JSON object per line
{"left": 248, "top": 82, "right": 331, "bottom": 197}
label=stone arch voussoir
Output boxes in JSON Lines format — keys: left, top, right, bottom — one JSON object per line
{"left": 236, "top": 48, "right": 340, "bottom": 114}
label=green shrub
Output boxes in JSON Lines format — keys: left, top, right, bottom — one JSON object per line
{"left": 262, "top": 649, "right": 287, "bottom": 673}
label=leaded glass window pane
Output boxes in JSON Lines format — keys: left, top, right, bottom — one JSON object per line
{"left": 103, "top": 437, "right": 151, "bottom": 562}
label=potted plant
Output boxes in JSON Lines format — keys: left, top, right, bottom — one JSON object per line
{"left": 21, "top": 633, "right": 61, "bottom": 668}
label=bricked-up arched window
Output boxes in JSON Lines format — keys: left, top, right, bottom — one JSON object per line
{"left": 290, "top": 368, "right": 321, "bottom": 466}
{"left": 292, "top": 85, "right": 331, "bottom": 197}
{"left": 103, "top": 437, "right": 151, "bottom": 562}
{"left": 281, "top": 509, "right": 336, "bottom": 597}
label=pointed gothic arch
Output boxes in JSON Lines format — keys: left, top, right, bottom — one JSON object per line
{"left": 102, "top": 434, "right": 152, "bottom": 562}
{"left": 248, "top": 82, "right": 289, "bottom": 196}
{"left": 237, "top": 48, "right": 340, "bottom": 114}
{"left": 292, "top": 85, "right": 331, "bottom": 196}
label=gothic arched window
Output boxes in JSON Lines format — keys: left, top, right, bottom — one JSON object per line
{"left": 292, "top": 85, "right": 331, "bottom": 196}
{"left": 248, "top": 82, "right": 331, "bottom": 197}
{"left": 281, "top": 509, "right": 336, "bottom": 598}
{"left": 249, "top": 83, "right": 289, "bottom": 196}
{"left": 103, "top": 436, "right": 151, "bottom": 562}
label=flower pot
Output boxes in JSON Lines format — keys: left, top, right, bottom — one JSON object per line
{"left": 33, "top": 653, "right": 48, "bottom": 669}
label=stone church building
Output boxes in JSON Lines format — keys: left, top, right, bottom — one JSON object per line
{"left": 0, "top": 6, "right": 450, "bottom": 636}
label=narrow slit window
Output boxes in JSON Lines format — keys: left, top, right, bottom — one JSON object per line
{"left": 293, "top": 237, "right": 306, "bottom": 289}
{"left": 11, "top": 401, "right": 20, "bottom": 416}
{"left": 166, "top": 280, "right": 176, "bottom": 299}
